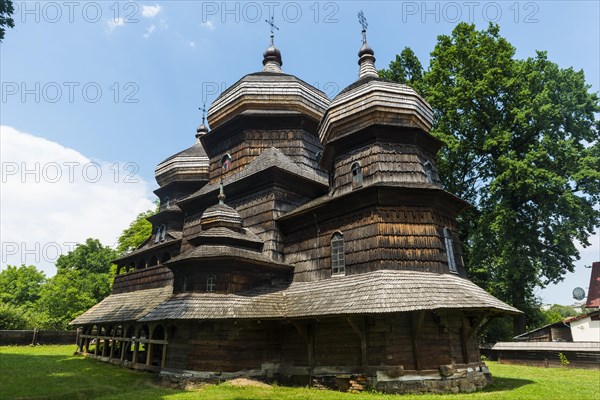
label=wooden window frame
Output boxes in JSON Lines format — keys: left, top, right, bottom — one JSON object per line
{"left": 331, "top": 232, "right": 346, "bottom": 275}
{"left": 443, "top": 227, "right": 458, "bottom": 273}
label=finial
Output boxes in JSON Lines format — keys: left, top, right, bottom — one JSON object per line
{"left": 218, "top": 180, "right": 226, "bottom": 204}
{"left": 196, "top": 103, "right": 209, "bottom": 139}
{"left": 262, "top": 14, "right": 282, "bottom": 72}
{"left": 358, "top": 10, "right": 368, "bottom": 43}
{"left": 265, "top": 15, "right": 279, "bottom": 46}
{"left": 357, "top": 10, "right": 377, "bottom": 79}
{"left": 218, "top": 154, "right": 232, "bottom": 204}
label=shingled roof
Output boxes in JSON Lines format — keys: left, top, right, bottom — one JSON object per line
{"left": 70, "top": 286, "right": 173, "bottom": 325}
{"left": 187, "top": 147, "right": 327, "bottom": 202}
{"left": 136, "top": 270, "right": 519, "bottom": 323}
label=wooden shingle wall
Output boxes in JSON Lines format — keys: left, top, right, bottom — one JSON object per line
{"left": 332, "top": 143, "right": 441, "bottom": 196}
{"left": 206, "top": 129, "right": 324, "bottom": 185}
{"left": 285, "top": 206, "right": 464, "bottom": 282}
{"left": 112, "top": 265, "right": 173, "bottom": 294}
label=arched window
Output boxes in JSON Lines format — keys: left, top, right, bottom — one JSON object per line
{"left": 351, "top": 162, "right": 363, "bottom": 189}
{"left": 154, "top": 227, "right": 160, "bottom": 244}
{"left": 149, "top": 256, "right": 158, "bottom": 267}
{"left": 206, "top": 274, "right": 216, "bottom": 292}
{"left": 443, "top": 227, "right": 458, "bottom": 273}
{"left": 137, "top": 258, "right": 146, "bottom": 269}
{"left": 163, "top": 196, "right": 170, "bottom": 208}
{"left": 423, "top": 160, "right": 434, "bottom": 183}
{"left": 221, "top": 153, "right": 232, "bottom": 172}
{"left": 331, "top": 232, "right": 345, "bottom": 275}
{"left": 160, "top": 224, "right": 167, "bottom": 242}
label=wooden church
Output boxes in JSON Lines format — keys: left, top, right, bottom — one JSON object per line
{"left": 72, "top": 20, "right": 520, "bottom": 394}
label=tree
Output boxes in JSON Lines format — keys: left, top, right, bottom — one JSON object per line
{"left": 378, "top": 47, "right": 424, "bottom": 89}
{"left": 380, "top": 23, "right": 600, "bottom": 335}
{"left": 0, "top": 0, "right": 14, "bottom": 42}
{"left": 55, "top": 238, "right": 118, "bottom": 274}
{"left": 36, "top": 269, "right": 111, "bottom": 330}
{"left": 542, "top": 304, "right": 581, "bottom": 324}
{"left": 116, "top": 208, "right": 156, "bottom": 255}
{"left": 30, "top": 238, "right": 118, "bottom": 329}
{"left": 0, "top": 302, "right": 29, "bottom": 329}
{"left": 0, "top": 265, "right": 46, "bottom": 307}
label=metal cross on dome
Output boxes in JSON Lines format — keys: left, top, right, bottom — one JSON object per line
{"left": 265, "top": 15, "right": 279, "bottom": 45}
{"left": 358, "top": 10, "right": 368, "bottom": 32}
{"left": 198, "top": 103, "right": 206, "bottom": 124}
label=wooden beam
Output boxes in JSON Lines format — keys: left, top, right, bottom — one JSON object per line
{"left": 290, "top": 321, "right": 309, "bottom": 344}
{"left": 411, "top": 311, "right": 425, "bottom": 370}
{"left": 346, "top": 316, "right": 367, "bottom": 367}
{"left": 460, "top": 321, "right": 470, "bottom": 363}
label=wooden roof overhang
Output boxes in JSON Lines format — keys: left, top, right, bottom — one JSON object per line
{"left": 137, "top": 269, "right": 521, "bottom": 323}
{"left": 320, "top": 123, "right": 443, "bottom": 172}
{"left": 278, "top": 184, "right": 470, "bottom": 233}
{"left": 179, "top": 158, "right": 328, "bottom": 211}
{"left": 147, "top": 206, "right": 182, "bottom": 225}
{"left": 153, "top": 180, "right": 208, "bottom": 198}
{"left": 186, "top": 227, "right": 263, "bottom": 251}
{"left": 201, "top": 111, "right": 321, "bottom": 159}
{"left": 113, "top": 238, "right": 182, "bottom": 265}
{"left": 166, "top": 245, "right": 293, "bottom": 273}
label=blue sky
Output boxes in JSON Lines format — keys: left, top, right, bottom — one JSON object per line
{"left": 1, "top": 1, "right": 598, "bottom": 305}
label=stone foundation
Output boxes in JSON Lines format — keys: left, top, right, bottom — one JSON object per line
{"left": 372, "top": 364, "right": 492, "bottom": 394}
{"left": 156, "top": 363, "right": 492, "bottom": 395}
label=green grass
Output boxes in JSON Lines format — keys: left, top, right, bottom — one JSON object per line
{"left": 1, "top": 345, "right": 598, "bottom": 399}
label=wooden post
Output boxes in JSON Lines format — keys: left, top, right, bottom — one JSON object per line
{"left": 120, "top": 338, "right": 126, "bottom": 362}
{"left": 109, "top": 331, "right": 116, "bottom": 360}
{"left": 411, "top": 311, "right": 424, "bottom": 370}
{"left": 31, "top": 329, "right": 38, "bottom": 346}
{"left": 346, "top": 316, "right": 367, "bottom": 368}
{"left": 291, "top": 320, "right": 315, "bottom": 381}
{"left": 460, "top": 323, "right": 470, "bottom": 363}
{"left": 308, "top": 321, "right": 315, "bottom": 381}
{"left": 161, "top": 330, "right": 169, "bottom": 369}
{"left": 133, "top": 332, "right": 139, "bottom": 365}
{"left": 146, "top": 328, "right": 153, "bottom": 367}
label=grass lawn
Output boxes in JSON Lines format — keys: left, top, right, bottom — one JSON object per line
{"left": 0, "top": 345, "right": 598, "bottom": 400}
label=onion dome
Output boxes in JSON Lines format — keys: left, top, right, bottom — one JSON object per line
{"left": 318, "top": 31, "right": 432, "bottom": 145}
{"left": 206, "top": 40, "right": 329, "bottom": 130}
{"left": 262, "top": 43, "right": 282, "bottom": 73}
{"left": 155, "top": 128, "right": 210, "bottom": 187}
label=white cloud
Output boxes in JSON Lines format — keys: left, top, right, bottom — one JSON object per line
{"left": 141, "top": 4, "right": 162, "bottom": 18}
{"left": 189, "top": 41, "right": 195, "bottom": 48}
{"left": 143, "top": 24, "right": 156, "bottom": 39}
{"left": 201, "top": 20, "right": 215, "bottom": 31}
{"left": 159, "top": 19, "right": 169, "bottom": 30}
{"left": 106, "top": 17, "right": 125, "bottom": 33}
{"left": 0, "top": 126, "right": 155, "bottom": 277}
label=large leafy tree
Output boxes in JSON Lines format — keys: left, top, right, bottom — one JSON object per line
{"left": 55, "top": 238, "right": 118, "bottom": 274}
{"left": 380, "top": 23, "right": 600, "bottom": 335}
{"left": 0, "top": 265, "right": 46, "bottom": 307}
{"left": 34, "top": 238, "right": 118, "bottom": 329}
{"left": 0, "top": 0, "right": 14, "bottom": 42}
{"left": 116, "top": 208, "right": 156, "bottom": 254}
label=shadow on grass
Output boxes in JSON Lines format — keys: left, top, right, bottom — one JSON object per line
{"left": 482, "top": 376, "right": 534, "bottom": 392}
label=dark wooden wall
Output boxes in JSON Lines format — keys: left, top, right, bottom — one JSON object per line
{"left": 206, "top": 129, "right": 325, "bottom": 185}
{"left": 332, "top": 143, "right": 441, "bottom": 196}
{"left": 168, "top": 320, "right": 283, "bottom": 372}
{"left": 112, "top": 265, "right": 173, "bottom": 294}
{"left": 284, "top": 206, "right": 464, "bottom": 282}
{"left": 166, "top": 311, "right": 482, "bottom": 374}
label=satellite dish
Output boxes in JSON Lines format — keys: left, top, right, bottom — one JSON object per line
{"left": 572, "top": 287, "right": 586, "bottom": 301}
